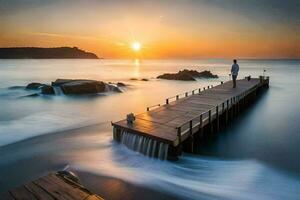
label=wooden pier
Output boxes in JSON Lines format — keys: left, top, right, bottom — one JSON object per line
{"left": 5, "top": 171, "right": 104, "bottom": 200}
{"left": 112, "top": 76, "right": 269, "bottom": 160}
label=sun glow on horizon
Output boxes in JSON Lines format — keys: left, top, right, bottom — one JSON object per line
{"left": 131, "top": 42, "right": 142, "bottom": 52}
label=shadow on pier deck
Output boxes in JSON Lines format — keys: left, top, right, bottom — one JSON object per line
{"left": 112, "top": 76, "right": 269, "bottom": 160}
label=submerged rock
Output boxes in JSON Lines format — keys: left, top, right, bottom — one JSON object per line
{"left": 106, "top": 84, "right": 122, "bottom": 93}
{"left": 26, "top": 82, "right": 45, "bottom": 90}
{"left": 8, "top": 86, "right": 26, "bottom": 90}
{"left": 117, "top": 82, "right": 126, "bottom": 87}
{"left": 23, "top": 93, "right": 39, "bottom": 97}
{"left": 157, "top": 69, "right": 218, "bottom": 81}
{"left": 41, "top": 85, "right": 55, "bottom": 95}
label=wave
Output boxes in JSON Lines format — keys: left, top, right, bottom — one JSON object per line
{"left": 72, "top": 142, "right": 300, "bottom": 200}
{"left": 0, "top": 111, "right": 94, "bottom": 147}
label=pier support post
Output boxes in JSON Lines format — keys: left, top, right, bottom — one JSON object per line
{"left": 176, "top": 127, "right": 182, "bottom": 156}
{"left": 231, "top": 98, "right": 234, "bottom": 119}
{"left": 189, "top": 120, "right": 194, "bottom": 153}
{"left": 234, "top": 97, "right": 237, "bottom": 116}
{"left": 237, "top": 96, "right": 240, "bottom": 114}
{"left": 226, "top": 100, "right": 229, "bottom": 125}
{"left": 199, "top": 114, "right": 203, "bottom": 137}
{"left": 216, "top": 106, "right": 219, "bottom": 133}
{"left": 209, "top": 110, "right": 213, "bottom": 134}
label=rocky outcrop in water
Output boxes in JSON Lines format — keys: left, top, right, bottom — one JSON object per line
{"left": 51, "top": 79, "right": 121, "bottom": 95}
{"left": 23, "top": 79, "right": 123, "bottom": 96}
{"left": 157, "top": 69, "right": 218, "bottom": 81}
{"left": 26, "top": 83, "right": 46, "bottom": 90}
{"left": 41, "top": 85, "right": 55, "bottom": 95}
{"left": 117, "top": 82, "right": 126, "bottom": 87}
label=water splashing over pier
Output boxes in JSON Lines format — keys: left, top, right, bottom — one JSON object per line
{"left": 114, "top": 129, "right": 169, "bottom": 160}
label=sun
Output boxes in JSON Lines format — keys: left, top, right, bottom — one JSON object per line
{"left": 131, "top": 42, "right": 142, "bottom": 52}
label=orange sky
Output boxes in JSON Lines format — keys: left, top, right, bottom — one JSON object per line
{"left": 1, "top": 0, "right": 299, "bottom": 59}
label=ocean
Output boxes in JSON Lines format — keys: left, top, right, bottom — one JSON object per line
{"left": 0, "top": 59, "right": 300, "bottom": 200}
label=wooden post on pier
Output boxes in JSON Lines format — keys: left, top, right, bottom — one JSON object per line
{"left": 216, "top": 106, "right": 219, "bottom": 132}
{"left": 209, "top": 110, "right": 213, "bottom": 134}
{"left": 231, "top": 98, "right": 234, "bottom": 119}
{"left": 189, "top": 120, "right": 194, "bottom": 152}
{"left": 237, "top": 95, "right": 240, "bottom": 114}
{"left": 176, "top": 127, "right": 182, "bottom": 156}
{"left": 199, "top": 114, "right": 203, "bottom": 137}
{"left": 166, "top": 99, "right": 169, "bottom": 104}
{"left": 226, "top": 99, "right": 229, "bottom": 125}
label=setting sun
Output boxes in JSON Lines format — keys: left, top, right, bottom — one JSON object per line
{"left": 131, "top": 42, "right": 142, "bottom": 52}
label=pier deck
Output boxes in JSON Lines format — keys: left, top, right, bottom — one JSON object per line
{"left": 112, "top": 77, "right": 269, "bottom": 150}
{"left": 6, "top": 172, "right": 104, "bottom": 200}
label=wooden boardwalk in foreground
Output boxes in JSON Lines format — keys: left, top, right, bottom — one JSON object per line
{"left": 112, "top": 77, "right": 269, "bottom": 152}
{"left": 6, "top": 172, "right": 104, "bottom": 200}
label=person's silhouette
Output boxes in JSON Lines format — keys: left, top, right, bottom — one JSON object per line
{"left": 231, "top": 59, "right": 239, "bottom": 88}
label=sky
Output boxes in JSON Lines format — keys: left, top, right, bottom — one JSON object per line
{"left": 0, "top": 0, "right": 299, "bottom": 59}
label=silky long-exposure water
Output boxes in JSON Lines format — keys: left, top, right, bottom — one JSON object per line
{"left": 0, "top": 59, "right": 300, "bottom": 199}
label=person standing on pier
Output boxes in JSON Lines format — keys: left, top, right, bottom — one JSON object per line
{"left": 231, "top": 59, "right": 239, "bottom": 88}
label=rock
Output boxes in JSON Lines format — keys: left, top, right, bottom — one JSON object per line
{"left": 106, "top": 84, "right": 122, "bottom": 93}
{"left": 52, "top": 79, "right": 74, "bottom": 86}
{"left": 41, "top": 85, "right": 55, "bottom": 95}
{"left": 195, "top": 70, "right": 219, "bottom": 78}
{"left": 130, "top": 78, "right": 138, "bottom": 81}
{"left": 157, "top": 71, "right": 196, "bottom": 81}
{"left": 157, "top": 69, "right": 218, "bottom": 81}
{"left": 59, "top": 80, "right": 106, "bottom": 95}
{"left": 111, "top": 86, "right": 122, "bottom": 93}
{"left": 25, "top": 93, "right": 39, "bottom": 97}
{"left": 26, "top": 82, "right": 45, "bottom": 90}
{"left": 8, "top": 86, "right": 26, "bottom": 90}
{"left": 25, "top": 79, "right": 123, "bottom": 96}
{"left": 117, "top": 82, "right": 126, "bottom": 87}
{"left": 141, "top": 78, "right": 149, "bottom": 81}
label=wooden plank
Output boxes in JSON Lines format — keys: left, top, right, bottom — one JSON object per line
{"left": 34, "top": 174, "right": 88, "bottom": 200}
{"left": 8, "top": 173, "right": 105, "bottom": 200}
{"left": 9, "top": 186, "right": 38, "bottom": 200}
{"left": 24, "top": 182, "right": 55, "bottom": 200}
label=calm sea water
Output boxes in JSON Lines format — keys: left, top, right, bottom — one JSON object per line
{"left": 0, "top": 59, "right": 300, "bottom": 200}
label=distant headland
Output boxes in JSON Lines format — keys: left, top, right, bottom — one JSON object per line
{"left": 0, "top": 47, "right": 99, "bottom": 59}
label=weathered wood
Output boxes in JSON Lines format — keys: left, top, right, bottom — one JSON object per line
{"left": 10, "top": 186, "right": 39, "bottom": 200}
{"left": 8, "top": 173, "right": 105, "bottom": 200}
